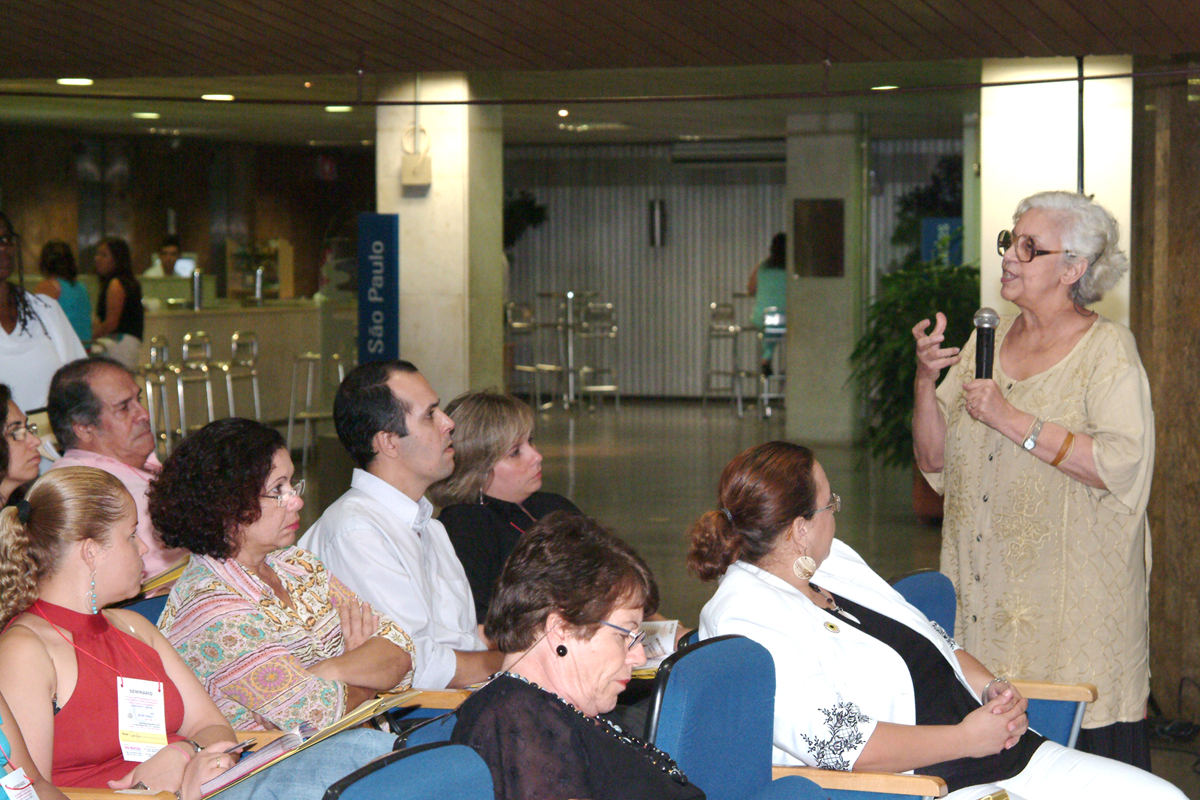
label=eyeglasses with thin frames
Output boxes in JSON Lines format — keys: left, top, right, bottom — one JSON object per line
{"left": 814, "top": 492, "right": 841, "bottom": 516}
{"left": 600, "top": 621, "right": 647, "bottom": 650}
{"left": 997, "top": 230, "right": 1065, "bottom": 263}
{"left": 261, "top": 479, "right": 305, "bottom": 508}
{"left": 4, "top": 421, "right": 38, "bottom": 442}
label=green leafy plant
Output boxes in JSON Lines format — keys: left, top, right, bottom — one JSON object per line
{"left": 849, "top": 257, "right": 979, "bottom": 468}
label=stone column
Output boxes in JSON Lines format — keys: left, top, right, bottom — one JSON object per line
{"left": 376, "top": 73, "right": 504, "bottom": 401}
{"left": 784, "top": 113, "right": 865, "bottom": 443}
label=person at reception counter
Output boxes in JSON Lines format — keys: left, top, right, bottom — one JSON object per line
{"left": 47, "top": 357, "right": 187, "bottom": 580}
{"left": 34, "top": 241, "right": 92, "bottom": 345}
{"left": 0, "top": 211, "right": 87, "bottom": 412}
{"left": 300, "top": 359, "right": 503, "bottom": 690}
{"left": 91, "top": 236, "right": 144, "bottom": 370}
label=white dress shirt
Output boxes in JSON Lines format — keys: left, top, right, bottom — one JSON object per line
{"left": 298, "top": 468, "right": 484, "bottom": 689}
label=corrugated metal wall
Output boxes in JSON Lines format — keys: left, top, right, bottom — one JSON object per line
{"left": 505, "top": 144, "right": 785, "bottom": 397}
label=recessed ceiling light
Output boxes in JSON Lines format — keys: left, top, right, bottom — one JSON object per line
{"left": 201, "top": 94, "right": 235, "bottom": 102}
{"left": 871, "top": 85, "right": 899, "bottom": 91}
{"left": 324, "top": 106, "right": 353, "bottom": 113}
{"left": 57, "top": 78, "right": 93, "bottom": 86}
{"left": 304, "top": 81, "right": 313, "bottom": 88}
{"left": 132, "top": 112, "right": 160, "bottom": 120}
{"left": 558, "top": 109, "right": 569, "bottom": 117}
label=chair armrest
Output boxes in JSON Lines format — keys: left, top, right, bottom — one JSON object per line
{"left": 773, "top": 766, "right": 948, "bottom": 797}
{"left": 401, "top": 689, "right": 472, "bottom": 709}
{"left": 1010, "top": 680, "right": 1097, "bottom": 703}
{"left": 63, "top": 790, "right": 173, "bottom": 800}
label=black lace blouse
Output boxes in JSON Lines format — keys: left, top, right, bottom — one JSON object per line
{"left": 451, "top": 674, "right": 705, "bottom": 800}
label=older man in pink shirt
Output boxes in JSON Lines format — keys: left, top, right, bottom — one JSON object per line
{"left": 47, "top": 357, "right": 187, "bottom": 579}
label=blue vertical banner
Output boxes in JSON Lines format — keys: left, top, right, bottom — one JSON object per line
{"left": 357, "top": 212, "right": 400, "bottom": 364}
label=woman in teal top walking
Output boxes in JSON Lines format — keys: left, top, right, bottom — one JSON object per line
{"left": 35, "top": 241, "right": 91, "bottom": 345}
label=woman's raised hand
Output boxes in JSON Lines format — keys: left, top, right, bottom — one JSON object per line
{"left": 957, "top": 689, "right": 1029, "bottom": 757}
{"left": 335, "top": 597, "right": 380, "bottom": 653}
{"left": 912, "top": 312, "right": 962, "bottom": 382}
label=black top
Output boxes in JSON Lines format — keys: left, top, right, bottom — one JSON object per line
{"left": 452, "top": 674, "right": 705, "bottom": 800}
{"left": 440, "top": 492, "right": 581, "bottom": 619}
{"left": 97, "top": 274, "right": 144, "bottom": 339}
{"left": 822, "top": 591, "right": 1045, "bottom": 792}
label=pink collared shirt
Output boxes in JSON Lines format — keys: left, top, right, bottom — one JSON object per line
{"left": 51, "top": 449, "right": 188, "bottom": 579}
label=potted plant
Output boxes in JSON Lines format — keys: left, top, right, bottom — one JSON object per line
{"left": 848, "top": 255, "right": 979, "bottom": 519}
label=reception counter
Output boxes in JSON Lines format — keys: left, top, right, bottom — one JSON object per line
{"left": 140, "top": 299, "right": 357, "bottom": 425}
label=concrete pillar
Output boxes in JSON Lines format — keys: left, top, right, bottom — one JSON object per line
{"left": 979, "top": 57, "right": 1133, "bottom": 324}
{"left": 784, "top": 113, "right": 865, "bottom": 444}
{"left": 376, "top": 73, "right": 505, "bottom": 400}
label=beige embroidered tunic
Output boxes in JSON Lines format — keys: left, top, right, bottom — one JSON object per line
{"left": 923, "top": 314, "right": 1154, "bottom": 727}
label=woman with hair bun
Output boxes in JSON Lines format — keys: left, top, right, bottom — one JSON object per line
{"left": 689, "top": 441, "right": 1183, "bottom": 800}
{"left": 912, "top": 191, "right": 1154, "bottom": 765}
{"left": 0, "top": 467, "right": 398, "bottom": 800}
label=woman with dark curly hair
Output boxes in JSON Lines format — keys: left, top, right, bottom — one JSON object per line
{"left": 150, "top": 418, "right": 416, "bottom": 732}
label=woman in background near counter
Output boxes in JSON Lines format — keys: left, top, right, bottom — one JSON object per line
{"left": 35, "top": 241, "right": 92, "bottom": 346}
{"left": 92, "top": 237, "right": 144, "bottom": 370}
{"left": 0, "top": 212, "right": 87, "bottom": 412}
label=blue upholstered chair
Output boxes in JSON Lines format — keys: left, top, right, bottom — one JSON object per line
{"left": 120, "top": 593, "right": 170, "bottom": 625}
{"left": 890, "top": 569, "right": 1097, "bottom": 748}
{"left": 645, "top": 634, "right": 943, "bottom": 799}
{"left": 322, "top": 742, "right": 492, "bottom": 800}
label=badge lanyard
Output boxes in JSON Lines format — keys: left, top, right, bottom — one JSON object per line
{"left": 0, "top": 721, "right": 39, "bottom": 800}
{"left": 29, "top": 607, "right": 169, "bottom": 762}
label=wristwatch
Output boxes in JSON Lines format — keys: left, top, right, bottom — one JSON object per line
{"left": 1022, "top": 418, "right": 1044, "bottom": 451}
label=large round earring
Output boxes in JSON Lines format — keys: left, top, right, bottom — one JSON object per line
{"left": 793, "top": 555, "right": 816, "bottom": 581}
{"left": 555, "top": 644, "right": 568, "bottom": 657}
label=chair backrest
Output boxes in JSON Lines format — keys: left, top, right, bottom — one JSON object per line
{"left": 761, "top": 306, "right": 787, "bottom": 336}
{"left": 148, "top": 334, "right": 171, "bottom": 368}
{"left": 230, "top": 331, "right": 259, "bottom": 366}
{"left": 890, "top": 570, "right": 956, "bottom": 633}
{"left": 400, "top": 712, "right": 458, "bottom": 748}
{"left": 505, "top": 302, "right": 537, "bottom": 334}
{"left": 181, "top": 331, "right": 212, "bottom": 364}
{"left": 580, "top": 302, "right": 617, "bottom": 336}
{"left": 645, "top": 635, "right": 776, "bottom": 800}
{"left": 121, "top": 594, "right": 170, "bottom": 625}
{"left": 323, "top": 742, "right": 492, "bottom": 800}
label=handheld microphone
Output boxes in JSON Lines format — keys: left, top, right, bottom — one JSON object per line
{"left": 973, "top": 307, "right": 999, "bottom": 380}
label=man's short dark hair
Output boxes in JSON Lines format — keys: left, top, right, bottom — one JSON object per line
{"left": 48, "top": 357, "right": 130, "bottom": 451}
{"left": 333, "top": 359, "right": 419, "bottom": 469}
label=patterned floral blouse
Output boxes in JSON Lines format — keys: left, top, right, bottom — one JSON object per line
{"left": 925, "top": 315, "right": 1154, "bottom": 727}
{"left": 159, "top": 546, "right": 415, "bottom": 731}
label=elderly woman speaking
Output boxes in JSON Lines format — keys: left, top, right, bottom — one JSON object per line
{"left": 450, "top": 511, "right": 704, "bottom": 800}
{"left": 912, "top": 191, "right": 1154, "bottom": 766}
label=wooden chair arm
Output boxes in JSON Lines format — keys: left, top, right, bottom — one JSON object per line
{"left": 1010, "top": 680, "right": 1098, "bottom": 703}
{"left": 400, "top": 689, "right": 472, "bottom": 709}
{"left": 774, "top": 766, "right": 948, "bottom": 797}
{"left": 63, "top": 790, "right": 173, "bottom": 800}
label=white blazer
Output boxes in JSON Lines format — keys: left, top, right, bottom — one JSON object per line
{"left": 699, "top": 539, "right": 975, "bottom": 769}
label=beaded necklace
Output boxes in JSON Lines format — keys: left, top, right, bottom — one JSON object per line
{"left": 502, "top": 672, "right": 690, "bottom": 785}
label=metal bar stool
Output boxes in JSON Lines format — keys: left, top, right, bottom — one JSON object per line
{"left": 172, "top": 332, "right": 217, "bottom": 438}
{"left": 140, "top": 334, "right": 175, "bottom": 456}
{"left": 288, "top": 352, "right": 346, "bottom": 472}
{"left": 218, "top": 331, "right": 262, "bottom": 420}
{"left": 758, "top": 306, "right": 787, "bottom": 418}
{"left": 701, "top": 301, "right": 754, "bottom": 417}
{"left": 577, "top": 301, "right": 620, "bottom": 411}
{"left": 506, "top": 302, "right": 544, "bottom": 410}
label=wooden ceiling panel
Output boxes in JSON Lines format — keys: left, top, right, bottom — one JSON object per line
{"left": 1, "top": 0, "right": 1198, "bottom": 81}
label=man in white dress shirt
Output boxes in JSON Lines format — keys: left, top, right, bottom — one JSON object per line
{"left": 300, "top": 359, "right": 503, "bottom": 689}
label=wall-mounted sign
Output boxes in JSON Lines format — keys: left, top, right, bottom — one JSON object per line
{"left": 357, "top": 212, "right": 400, "bottom": 364}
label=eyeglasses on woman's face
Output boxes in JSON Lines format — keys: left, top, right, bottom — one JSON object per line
{"left": 813, "top": 492, "right": 841, "bottom": 516}
{"left": 261, "top": 478, "right": 305, "bottom": 509}
{"left": 4, "top": 421, "right": 38, "bottom": 442}
{"left": 997, "top": 230, "right": 1065, "bottom": 263}
{"left": 600, "top": 620, "right": 647, "bottom": 650}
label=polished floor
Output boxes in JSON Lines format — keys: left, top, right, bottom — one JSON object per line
{"left": 302, "top": 397, "right": 1197, "bottom": 796}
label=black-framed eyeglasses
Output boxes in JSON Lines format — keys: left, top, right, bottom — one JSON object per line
{"left": 4, "top": 421, "right": 38, "bottom": 442}
{"left": 600, "top": 621, "right": 647, "bottom": 650}
{"left": 814, "top": 492, "right": 841, "bottom": 516}
{"left": 261, "top": 479, "right": 305, "bottom": 508}
{"left": 997, "top": 230, "right": 1065, "bottom": 263}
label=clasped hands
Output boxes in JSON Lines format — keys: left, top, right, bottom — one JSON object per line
{"left": 960, "top": 681, "right": 1029, "bottom": 757}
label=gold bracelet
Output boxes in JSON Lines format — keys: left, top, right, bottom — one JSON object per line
{"left": 1051, "top": 432, "right": 1075, "bottom": 467}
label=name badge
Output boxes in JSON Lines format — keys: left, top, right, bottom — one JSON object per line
{"left": 823, "top": 621, "right": 840, "bottom": 633}
{"left": 1, "top": 768, "right": 39, "bottom": 800}
{"left": 117, "top": 677, "right": 168, "bottom": 762}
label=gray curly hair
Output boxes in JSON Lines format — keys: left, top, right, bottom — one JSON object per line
{"left": 1014, "top": 191, "right": 1129, "bottom": 306}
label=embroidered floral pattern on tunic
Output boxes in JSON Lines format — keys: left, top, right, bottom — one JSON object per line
{"left": 800, "top": 700, "right": 871, "bottom": 771}
{"left": 929, "top": 621, "right": 962, "bottom": 651}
